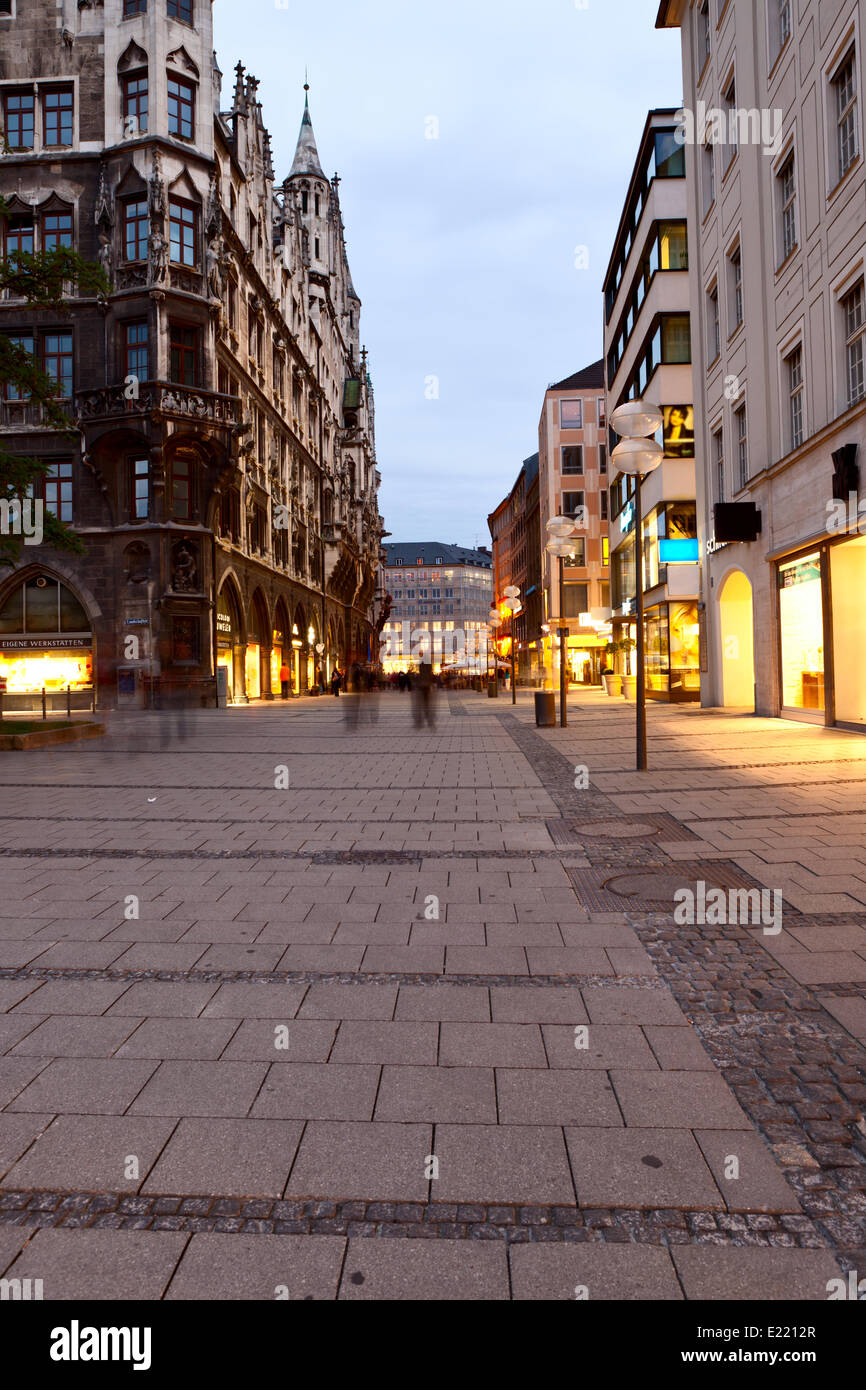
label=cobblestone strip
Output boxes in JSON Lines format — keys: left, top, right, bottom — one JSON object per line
{"left": 0, "top": 966, "right": 666, "bottom": 990}
{"left": 500, "top": 713, "right": 866, "bottom": 1253}
{"left": 0, "top": 1190, "right": 839, "bottom": 1250}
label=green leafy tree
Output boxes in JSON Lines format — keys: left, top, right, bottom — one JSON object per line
{"left": 0, "top": 196, "right": 107, "bottom": 567}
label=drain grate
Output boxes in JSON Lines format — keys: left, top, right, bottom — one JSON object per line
{"left": 547, "top": 812, "right": 698, "bottom": 847}
{"left": 566, "top": 858, "right": 794, "bottom": 913}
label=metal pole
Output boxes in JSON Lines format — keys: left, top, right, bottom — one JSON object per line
{"left": 511, "top": 611, "right": 516, "bottom": 705}
{"left": 42, "top": 686, "right": 47, "bottom": 721}
{"left": 66, "top": 685, "right": 71, "bottom": 718}
{"left": 635, "top": 471, "right": 647, "bottom": 771}
{"left": 559, "top": 556, "right": 567, "bottom": 729}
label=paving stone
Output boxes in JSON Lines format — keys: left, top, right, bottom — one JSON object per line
{"left": 543, "top": 1024, "right": 659, "bottom": 1070}
{"left": 9, "top": 1015, "right": 144, "bottom": 1060}
{"left": 496, "top": 1070, "right": 622, "bottom": 1126}
{"left": 2, "top": 1115, "right": 177, "bottom": 1192}
{"left": 610, "top": 1071, "right": 752, "bottom": 1129}
{"left": 671, "top": 1246, "right": 846, "bottom": 1300}
{"left": 167, "top": 1233, "right": 346, "bottom": 1300}
{"left": 127, "top": 1061, "right": 268, "bottom": 1118}
{"left": 396, "top": 985, "right": 490, "bottom": 1022}
{"left": 490, "top": 986, "right": 588, "bottom": 1025}
{"left": 251, "top": 1063, "right": 381, "bottom": 1121}
{"left": 10, "top": 981, "right": 132, "bottom": 1016}
{"left": 642, "top": 1026, "right": 716, "bottom": 1072}
{"left": 114, "top": 1018, "right": 240, "bottom": 1061}
{"left": 0, "top": 1015, "right": 48, "bottom": 1054}
{"left": 298, "top": 983, "right": 398, "bottom": 1021}
{"left": 4, "top": 1227, "right": 187, "bottom": 1300}
{"left": 439, "top": 1022, "right": 546, "bottom": 1068}
{"left": 434, "top": 1125, "right": 576, "bottom": 1204}
{"left": 330, "top": 1021, "right": 438, "bottom": 1066}
{"left": 375, "top": 1066, "right": 497, "bottom": 1123}
{"left": 0, "top": 1113, "right": 54, "bottom": 1181}
{"left": 339, "top": 1238, "right": 509, "bottom": 1300}
{"left": 581, "top": 986, "right": 686, "bottom": 1025}
{"left": 200, "top": 983, "right": 308, "bottom": 1019}
{"left": 0, "top": 1224, "right": 34, "bottom": 1274}
{"left": 564, "top": 1128, "right": 724, "bottom": 1209}
{"left": 287, "top": 1122, "right": 432, "bottom": 1202}
{"left": 510, "top": 1243, "right": 682, "bottom": 1300}
{"left": 142, "top": 1119, "right": 304, "bottom": 1197}
{"left": 693, "top": 1130, "right": 803, "bottom": 1214}
{"left": 221, "top": 1019, "right": 338, "bottom": 1063}
{"left": 8, "top": 1058, "right": 157, "bottom": 1115}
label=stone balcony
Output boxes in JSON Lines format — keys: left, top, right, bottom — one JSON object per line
{"left": 73, "top": 382, "right": 243, "bottom": 431}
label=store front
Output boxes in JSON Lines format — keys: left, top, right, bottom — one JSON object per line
{"left": 778, "top": 552, "right": 825, "bottom": 720}
{"left": 644, "top": 601, "right": 701, "bottom": 702}
{"left": 829, "top": 535, "right": 866, "bottom": 729}
{"left": 216, "top": 589, "right": 242, "bottom": 704}
{"left": 0, "top": 575, "right": 93, "bottom": 710}
{"left": 246, "top": 595, "right": 269, "bottom": 701}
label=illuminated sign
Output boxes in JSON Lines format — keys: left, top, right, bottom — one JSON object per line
{"left": 659, "top": 538, "right": 699, "bottom": 564}
{"left": 620, "top": 500, "right": 636, "bottom": 534}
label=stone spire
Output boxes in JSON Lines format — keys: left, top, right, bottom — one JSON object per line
{"left": 289, "top": 83, "right": 325, "bottom": 179}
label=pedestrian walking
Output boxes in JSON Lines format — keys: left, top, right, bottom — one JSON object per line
{"left": 331, "top": 668, "right": 342, "bottom": 698}
{"left": 279, "top": 660, "right": 291, "bottom": 700}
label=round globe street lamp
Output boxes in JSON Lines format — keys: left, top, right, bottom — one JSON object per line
{"left": 610, "top": 400, "right": 664, "bottom": 772}
{"left": 545, "top": 518, "right": 579, "bottom": 728}
{"left": 502, "top": 587, "right": 521, "bottom": 706}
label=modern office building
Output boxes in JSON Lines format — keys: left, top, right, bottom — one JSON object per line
{"left": 380, "top": 543, "right": 493, "bottom": 676}
{"left": 603, "top": 110, "right": 701, "bottom": 702}
{"left": 658, "top": 0, "right": 866, "bottom": 728}
{"left": 0, "top": 0, "right": 384, "bottom": 709}
{"left": 538, "top": 361, "right": 612, "bottom": 688}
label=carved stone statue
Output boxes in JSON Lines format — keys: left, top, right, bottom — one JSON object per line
{"left": 149, "top": 149, "right": 165, "bottom": 218}
{"left": 149, "top": 230, "right": 168, "bottom": 285}
{"left": 172, "top": 544, "right": 198, "bottom": 593}
{"left": 206, "top": 233, "right": 225, "bottom": 301}
{"left": 97, "top": 231, "right": 113, "bottom": 286}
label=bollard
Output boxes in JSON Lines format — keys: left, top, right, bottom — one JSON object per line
{"left": 42, "top": 687, "right": 47, "bottom": 720}
{"left": 66, "top": 685, "right": 72, "bottom": 718}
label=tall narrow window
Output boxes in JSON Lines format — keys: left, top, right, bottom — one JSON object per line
{"left": 131, "top": 458, "right": 149, "bottom": 519}
{"left": 41, "top": 331, "right": 73, "bottom": 398}
{"left": 123, "top": 198, "right": 148, "bottom": 262}
{"left": 167, "top": 75, "right": 195, "bottom": 140}
{"left": 42, "top": 461, "right": 73, "bottom": 522}
{"left": 123, "top": 321, "right": 149, "bottom": 382}
{"left": 167, "top": 0, "right": 193, "bottom": 21}
{"left": 708, "top": 284, "right": 720, "bottom": 362}
{"left": 661, "top": 315, "right": 691, "bottom": 364}
{"left": 2, "top": 334, "right": 34, "bottom": 400}
{"left": 735, "top": 404, "right": 748, "bottom": 489}
{"left": 169, "top": 323, "right": 199, "bottom": 386}
{"left": 169, "top": 199, "right": 197, "bottom": 266}
{"left": 3, "top": 91, "right": 35, "bottom": 149}
{"left": 122, "top": 73, "right": 149, "bottom": 136}
{"left": 42, "top": 211, "right": 73, "bottom": 252}
{"left": 124, "top": 0, "right": 147, "bottom": 14}
{"left": 4, "top": 215, "right": 34, "bottom": 272}
{"left": 724, "top": 77, "right": 738, "bottom": 167}
{"left": 702, "top": 143, "right": 715, "bottom": 214}
{"left": 730, "top": 246, "right": 743, "bottom": 330}
{"left": 599, "top": 444, "right": 607, "bottom": 475}
{"left": 779, "top": 156, "right": 797, "bottom": 261}
{"left": 779, "top": 0, "right": 791, "bottom": 50}
{"left": 844, "top": 282, "right": 865, "bottom": 406}
{"left": 562, "top": 447, "right": 584, "bottom": 475}
{"left": 787, "top": 347, "right": 804, "bottom": 450}
{"left": 170, "top": 457, "right": 191, "bottom": 520}
{"left": 834, "top": 50, "right": 859, "bottom": 182}
{"left": 713, "top": 428, "right": 725, "bottom": 503}
{"left": 699, "top": 0, "right": 710, "bottom": 64}
{"left": 42, "top": 88, "right": 74, "bottom": 146}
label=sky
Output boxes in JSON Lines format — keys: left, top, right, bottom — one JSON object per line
{"left": 213, "top": 0, "right": 684, "bottom": 549}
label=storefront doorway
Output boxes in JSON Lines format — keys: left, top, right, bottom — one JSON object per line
{"left": 718, "top": 571, "right": 755, "bottom": 710}
{"left": 0, "top": 575, "right": 93, "bottom": 710}
{"left": 830, "top": 536, "right": 866, "bottom": 729}
{"left": 778, "top": 553, "right": 825, "bottom": 720}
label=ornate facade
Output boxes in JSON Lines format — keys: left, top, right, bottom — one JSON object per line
{"left": 0, "top": 0, "right": 384, "bottom": 708}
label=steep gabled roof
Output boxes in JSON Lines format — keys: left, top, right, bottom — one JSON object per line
{"left": 549, "top": 359, "right": 605, "bottom": 391}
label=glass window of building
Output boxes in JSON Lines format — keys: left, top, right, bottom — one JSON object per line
{"left": 560, "top": 400, "right": 583, "bottom": 429}
{"left": 787, "top": 346, "right": 804, "bottom": 449}
{"left": 778, "top": 554, "right": 824, "bottom": 711}
{"left": 834, "top": 49, "right": 858, "bottom": 183}
{"left": 844, "top": 282, "right": 865, "bottom": 406}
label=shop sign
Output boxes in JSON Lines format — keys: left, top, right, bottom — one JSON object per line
{"left": 659, "top": 538, "right": 699, "bottom": 564}
{"left": 216, "top": 615, "right": 233, "bottom": 637}
{"left": 778, "top": 555, "right": 821, "bottom": 589}
{"left": 0, "top": 637, "right": 92, "bottom": 651}
{"left": 620, "top": 500, "right": 636, "bottom": 535}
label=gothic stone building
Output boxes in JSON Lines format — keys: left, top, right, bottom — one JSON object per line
{"left": 0, "top": 0, "right": 384, "bottom": 708}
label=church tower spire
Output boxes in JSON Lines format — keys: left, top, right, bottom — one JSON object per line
{"left": 290, "top": 81, "right": 325, "bottom": 179}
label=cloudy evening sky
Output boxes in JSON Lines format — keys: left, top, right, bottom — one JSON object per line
{"left": 213, "top": 0, "right": 683, "bottom": 549}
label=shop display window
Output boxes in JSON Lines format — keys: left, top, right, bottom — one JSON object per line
{"left": 779, "top": 554, "right": 824, "bottom": 711}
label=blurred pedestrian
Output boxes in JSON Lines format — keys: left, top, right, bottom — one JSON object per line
{"left": 331, "top": 668, "right": 342, "bottom": 698}
{"left": 412, "top": 661, "right": 436, "bottom": 729}
{"left": 279, "top": 660, "right": 291, "bottom": 700}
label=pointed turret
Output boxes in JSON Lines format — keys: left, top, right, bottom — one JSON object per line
{"left": 290, "top": 84, "right": 325, "bottom": 179}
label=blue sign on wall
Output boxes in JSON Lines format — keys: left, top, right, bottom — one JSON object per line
{"left": 659, "top": 538, "right": 699, "bottom": 564}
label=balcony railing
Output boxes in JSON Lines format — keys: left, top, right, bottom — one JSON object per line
{"left": 74, "top": 382, "right": 243, "bottom": 429}
{"left": 0, "top": 398, "right": 72, "bottom": 430}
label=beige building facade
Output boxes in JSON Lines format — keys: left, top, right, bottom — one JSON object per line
{"left": 659, "top": 0, "right": 866, "bottom": 730}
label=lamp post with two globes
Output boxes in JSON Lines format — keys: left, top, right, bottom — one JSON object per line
{"left": 609, "top": 400, "right": 664, "bottom": 772}
{"left": 487, "top": 608, "right": 502, "bottom": 695}
{"left": 502, "top": 586, "right": 522, "bottom": 706}
{"left": 546, "top": 516, "right": 581, "bottom": 728}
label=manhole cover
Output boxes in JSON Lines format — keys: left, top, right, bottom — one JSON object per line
{"left": 571, "top": 821, "right": 656, "bottom": 839}
{"left": 604, "top": 872, "right": 730, "bottom": 902}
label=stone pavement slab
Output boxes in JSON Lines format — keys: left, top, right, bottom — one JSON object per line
{"left": 671, "top": 1246, "right": 845, "bottom": 1300}
{"left": 565, "top": 1128, "right": 725, "bottom": 1209}
{"left": 433, "top": 1124, "right": 576, "bottom": 1204}
{"left": 167, "top": 1233, "right": 346, "bottom": 1301}
{"left": 4, "top": 1228, "right": 187, "bottom": 1300}
{"left": 338, "top": 1239, "right": 509, "bottom": 1300}
{"left": 251, "top": 1063, "right": 381, "bottom": 1120}
{"left": 286, "top": 1121, "right": 431, "bottom": 1202}
{"left": 510, "top": 1244, "right": 683, "bottom": 1300}
{"left": 8, "top": 1058, "right": 157, "bottom": 1114}
{"left": 142, "top": 1118, "right": 304, "bottom": 1197}
{"left": 3, "top": 1114, "right": 177, "bottom": 1192}
{"left": 128, "top": 1061, "right": 268, "bottom": 1117}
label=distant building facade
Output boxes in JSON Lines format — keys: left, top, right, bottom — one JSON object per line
{"left": 0, "top": 0, "right": 384, "bottom": 709}
{"left": 602, "top": 110, "right": 700, "bottom": 702}
{"left": 538, "top": 362, "right": 612, "bottom": 687}
{"left": 380, "top": 543, "right": 493, "bottom": 675}
{"left": 489, "top": 454, "right": 543, "bottom": 684}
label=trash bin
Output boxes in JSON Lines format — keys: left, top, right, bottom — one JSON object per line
{"left": 488, "top": 678, "right": 499, "bottom": 699}
{"left": 535, "top": 691, "right": 556, "bottom": 727}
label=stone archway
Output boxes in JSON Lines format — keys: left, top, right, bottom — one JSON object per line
{"left": 718, "top": 570, "right": 755, "bottom": 710}
{"left": 216, "top": 576, "right": 244, "bottom": 704}
{"left": 246, "top": 588, "right": 270, "bottom": 701}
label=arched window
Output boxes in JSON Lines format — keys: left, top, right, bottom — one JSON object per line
{"left": 0, "top": 576, "right": 88, "bottom": 635}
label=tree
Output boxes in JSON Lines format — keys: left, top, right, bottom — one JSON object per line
{"left": 0, "top": 196, "right": 107, "bottom": 567}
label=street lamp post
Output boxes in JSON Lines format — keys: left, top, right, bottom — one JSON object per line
{"left": 503, "top": 587, "right": 521, "bottom": 706}
{"left": 610, "top": 401, "right": 664, "bottom": 773}
{"left": 487, "top": 608, "right": 502, "bottom": 696}
{"left": 546, "top": 518, "right": 579, "bottom": 729}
